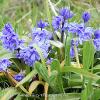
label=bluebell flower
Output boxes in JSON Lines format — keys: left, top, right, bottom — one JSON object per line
{"left": 70, "top": 39, "right": 79, "bottom": 58}
{"left": 0, "top": 59, "right": 12, "bottom": 71}
{"left": 1, "top": 23, "right": 23, "bottom": 51}
{"left": 76, "top": 23, "right": 85, "bottom": 35}
{"left": 32, "top": 28, "right": 52, "bottom": 58}
{"left": 94, "top": 30, "right": 100, "bottom": 39}
{"left": 78, "top": 27, "right": 93, "bottom": 44}
{"left": 65, "top": 22, "right": 85, "bottom": 35}
{"left": 65, "top": 22, "right": 78, "bottom": 33}
{"left": 71, "top": 39, "right": 79, "bottom": 47}
{"left": 67, "top": 25, "right": 93, "bottom": 44}
{"left": 46, "top": 58, "right": 53, "bottom": 65}
{"left": 65, "top": 21, "right": 93, "bottom": 44}
{"left": 60, "top": 8, "right": 73, "bottom": 20}
{"left": 32, "top": 28, "right": 52, "bottom": 41}
{"left": 16, "top": 46, "right": 40, "bottom": 66}
{"left": 16, "top": 26, "right": 52, "bottom": 66}
{"left": 52, "top": 16, "right": 62, "bottom": 30}
{"left": 37, "top": 40, "right": 50, "bottom": 58}
{"left": 14, "top": 73, "right": 24, "bottom": 81}
{"left": 94, "top": 39, "right": 100, "bottom": 51}
{"left": 79, "top": 32, "right": 92, "bottom": 44}
{"left": 37, "top": 20, "right": 48, "bottom": 29}
{"left": 70, "top": 47, "right": 75, "bottom": 58}
{"left": 82, "top": 12, "right": 91, "bottom": 23}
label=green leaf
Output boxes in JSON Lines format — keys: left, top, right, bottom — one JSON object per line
{"left": 62, "top": 66, "right": 100, "bottom": 81}
{"left": 5, "top": 72, "right": 31, "bottom": 95}
{"left": 83, "top": 41, "right": 95, "bottom": 70}
{"left": 81, "top": 80, "right": 93, "bottom": 100}
{"left": 0, "top": 48, "right": 14, "bottom": 59}
{"left": 50, "top": 40, "right": 64, "bottom": 48}
{"left": 92, "top": 89, "right": 100, "bottom": 100}
{"left": 48, "top": 93, "right": 80, "bottom": 100}
{"left": 0, "top": 88, "right": 18, "bottom": 100}
{"left": 10, "top": 58, "right": 26, "bottom": 70}
{"left": 33, "top": 44, "right": 45, "bottom": 66}
{"left": 34, "top": 62, "right": 49, "bottom": 82}
{"left": 14, "top": 94, "right": 22, "bottom": 100}
{"left": 51, "top": 59, "right": 61, "bottom": 71}
{"left": 16, "top": 69, "right": 37, "bottom": 87}
{"left": 50, "top": 59, "right": 64, "bottom": 93}
{"left": 81, "top": 87, "right": 87, "bottom": 100}
{"left": 65, "top": 37, "right": 71, "bottom": 66}
{"left": 93, "top": 64, "right": 100, "bottom": 73}
{"left": 29, "top": 81, "right": 44, "bottom": 94}
{"left": 44, "top": 0, "right": 52, "bottom": 26}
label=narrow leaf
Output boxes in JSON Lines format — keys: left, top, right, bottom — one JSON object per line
{"left": 0, "top": 88, "right": 18, "bottom": 100}
{"left": 29, "top": 81, "right": 44, "bottom": 94}
{"left": 62, "top": 66, "right": 100, "bottom": 81}
{"left": 83, "top": 41, "right": 95, "bottom": 70}
{"left": 34, "top": 62, "right": 49, "bottom": 82}
{"left": 48, "top": 93, "right": 80, "bottom": 100}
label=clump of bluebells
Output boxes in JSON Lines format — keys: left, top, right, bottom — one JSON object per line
{"left": 1, "top": 23, "right": 23, "bottom": 52}
{"left": 0, "top": 20, "right": 52, "bottom": 81}
{"left": 0, "top": 7, "right": 100, "bottom": 82}
{"left": 52, "top": 8, "right": 100, "bottom": 57}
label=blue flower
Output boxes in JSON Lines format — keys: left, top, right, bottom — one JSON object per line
{"left": 67, "top": 24, "right": 94, "bottom": 44}
{"left": 46, "top": 58, "right": 53, "bottom": 65}
{"left": 37, "top": 20, "right": 48, "bottom": 29}
{"left": 1, "top": 23, "right": 23, "bottom": 51}
{"left": 94, "top": 30, "right": 100, "bottom": 39}
{"left": 59, "top": 8, "right": 73, "bottom": 20}
{"left": 71, "top": 39, "right": 79, "bottom": 47}
{"left": 70, "top": 47, "right": 75, "bottom": 58}
{"left": 37, "top": 40, "right": 50, "bottom": 58}
{"left": 32, "top": 28, "right": 52, "bottom": 58}
{"left": 32, "top": 28, "right": 52, "bottom": 41}
{"left": 94, "top": 39, "right": 100, "bottom": 51}
{"left": 52, "top": 16, "right": 62, "bottom": 30}
{"left": 0, "top": 59, "right": 12, "bottom": 71}
{"left": 14, "top": 73, "right": 24, "bottom": 81}
{"left": 65, "top": 22, "right": 85, "bottom": 35}
{"left": 17, "top": 25, "right": 52, "bottom": 66}
{"left": 82, "top": 12, "right": 91, "bottom": 23}
{"left": 70, "top": 39, "right": 79, "bottom": 58}
{"left": 16, "top": 46, "right": 40, "bottom": 66}
{"left": 78, "top": 27, "right": 93, "bottom": 44}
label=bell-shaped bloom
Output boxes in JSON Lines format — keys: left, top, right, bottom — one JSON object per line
{"left": 82, "top": 12, "right": 91, "bottom": 23}
{"left": 0, "top": 59, "right": 12, "bottom": 71}
{"left": 14, "top": 73, "right": 24, "bottom": 81}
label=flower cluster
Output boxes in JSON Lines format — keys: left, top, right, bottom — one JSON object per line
{"left": 0, "top": 8, "right": 99, "bottom": 68}
{"left": 31, "top": 28, "right": 52, "bottom": 58}
{"left": 16, "top": 46, "right": 40, "bottom": 66}
{"left": 0, "top": 23, "right": 23, "bottom": 51}
{"left": 0, "top": 59, "right": 12, "bottom": 71}
{"left": 52, "top": 8, "right": 73, "bottom": 31}
{"left": 67, "top": 12, "right": 100, "bottom": 57}
{"left": 16, "top": 20, "right": 52, "bottom": 66}
{"left": 59, "top": 8, "right": 73, "bottom": 20}
{"left": 52, "top": 8, "right": 100, "bottom": 58}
